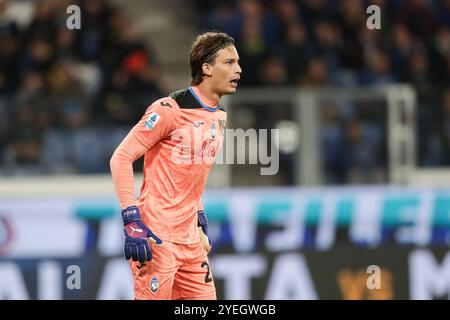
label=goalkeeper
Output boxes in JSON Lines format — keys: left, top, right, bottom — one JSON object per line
{"left": 110, "top": 31, "right": 241, "bottom": 300}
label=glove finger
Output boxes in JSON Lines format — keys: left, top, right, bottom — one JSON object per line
{"left": 124, "top": 243, "right": 131, "bottom": 260}
{"left": 137, "top": 244, "right": 144, "bottom": 263}
{"left": 139, "top": 243, "right": 150, "bottom": 263}
{"left": 131, "top": 244, "right": 139, "bottom": 262}
{"left": 148, "top": 231, "right": 163, "bottom": 245}
{"left": 144, "top": 241, "right": 152, "bottom": 261}
{"left": 140, "top": 243, "right": 149, "bottom": 262}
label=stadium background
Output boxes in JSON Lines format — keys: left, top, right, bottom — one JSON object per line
{"left": 0, "top": 0, "right": 450, "bottom": 299}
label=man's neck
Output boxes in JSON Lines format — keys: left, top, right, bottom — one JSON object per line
{"left": 196, "top": 82, "right": 221, "bottom": 106}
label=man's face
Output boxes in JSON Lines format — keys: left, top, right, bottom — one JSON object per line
{"left": 206, "top": 45, "right": 242, "bottom": 95}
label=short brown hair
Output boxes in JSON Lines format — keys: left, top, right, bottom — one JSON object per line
{"left": 189, "top": 31, "right": 235, "bottom": 85}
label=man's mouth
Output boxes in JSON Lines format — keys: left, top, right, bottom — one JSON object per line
{"left": 230, "top": 78, "right": 239, "bottom": 87}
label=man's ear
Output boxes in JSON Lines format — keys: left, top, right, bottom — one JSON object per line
{"left": 202, "top": 63, "right": 213, "bottom": 77}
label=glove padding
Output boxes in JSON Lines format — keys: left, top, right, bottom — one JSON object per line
{"left": 197, "top": 210, "right": 212, "bottom": 253}
{"left": 122, "top": 206, "right": 162, "bottom": 263}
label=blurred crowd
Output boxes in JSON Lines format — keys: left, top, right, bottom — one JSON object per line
{"left": 195, "top": 0, "right": 450, "bottom": 183}
{"left": 196, "top": 0, "right": 450, "bottom": 88}
{"left": 0, "top": 0, "right": 449, "bottom": 184}
{"left": 0, "top": 0, "right": 165, "bottom": 174}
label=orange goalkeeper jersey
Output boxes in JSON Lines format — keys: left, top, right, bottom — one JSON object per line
{"left": 110, "top": 86, "right": 227, "bottom": 244}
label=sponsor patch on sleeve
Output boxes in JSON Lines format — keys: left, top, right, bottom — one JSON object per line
{"left": 144, "top": 112, "right": 160, "bottom": 130}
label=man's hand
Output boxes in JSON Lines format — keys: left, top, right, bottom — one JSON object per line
{"left": 197, "top": 210, "right": 212, "bottom": 253}
{"left": 122, "top": 206, "right": 162, "bottom": 263}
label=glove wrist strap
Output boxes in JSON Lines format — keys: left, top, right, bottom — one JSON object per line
{"left": 197, "top": 210, "right": 208, "bottom": 226}
{"left": 121, "top": 206, "right": 141, "bottom": 225}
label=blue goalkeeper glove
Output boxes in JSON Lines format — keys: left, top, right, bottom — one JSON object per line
{"left": 197, "top": 210, "right": 211, "bottom": 252}
{"left": 121, "top": 206, "right": 162, "bottom": 263}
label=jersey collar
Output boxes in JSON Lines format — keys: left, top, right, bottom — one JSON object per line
{"left": 189, "top": 86, "right": 222, "bottom": 112}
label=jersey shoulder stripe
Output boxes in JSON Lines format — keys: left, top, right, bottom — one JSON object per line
{"left": 169, "top": 88, "right": 201, "bottom": 109}
{"left": 169, "top": 87, "right": 226, "bottom": 112}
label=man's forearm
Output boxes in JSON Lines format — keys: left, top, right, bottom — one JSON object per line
{"left": 110, "top": 148, "right": 137, "bottom": 209}
{"left": 110, "top": 131, "right": 148, "bottom": 208}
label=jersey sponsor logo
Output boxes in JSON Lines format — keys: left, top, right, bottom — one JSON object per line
{"left": 201, "top": 138, "right": 220, "bottom": 159}
{"left": 160, "top": 101, "right": 172, "bottom": 108}
{"left": 145, "top": 112, "right": 160, "bottom": 130}
{"left": 150, "top": 276, "right": 159, "bottom": 293}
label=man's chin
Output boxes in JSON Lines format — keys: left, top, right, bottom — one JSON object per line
{"left": 217, "top": 86, "right": 238, "bottom": 97}
{"left": 225, "top": 87, "right": 237, "bottom": 94}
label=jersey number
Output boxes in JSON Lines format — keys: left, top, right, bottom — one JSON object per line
{"left": 201, "top": 261, "right": 213, "bottom": 283}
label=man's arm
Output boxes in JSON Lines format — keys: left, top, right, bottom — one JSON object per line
{"left": 110, "top": 133, "right": 148, "bottom": 209}
{"left": 109, "top": 98, "right": 179, "bottom": 262}
{"left": 110, "top": 98, "right": 179, "bottom": 208}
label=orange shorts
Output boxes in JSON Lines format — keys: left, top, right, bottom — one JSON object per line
{"left": 129, "top": 240, "right": 216, "bottom": 300}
